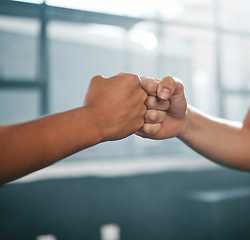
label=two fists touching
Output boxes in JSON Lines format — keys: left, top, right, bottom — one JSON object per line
{"left": 0, "top": 73, "right": 188, "bottom": 185}
{"left": 84, "top": 73, "right": 187, "bottom": 142}
{"left": 2, "top": 72, "right": 249, "bottom": 185}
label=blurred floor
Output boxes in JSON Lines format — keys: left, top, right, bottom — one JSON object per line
{"left": 1, "top": 157, "right": 250, "bottom": 240}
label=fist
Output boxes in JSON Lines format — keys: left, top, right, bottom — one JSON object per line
{"left": 85, "top": 73, "right": 147, "bottom": 141}
{"left": 137, "top": 76, "right": 187, "bottom": 139}
{"left": 136, "top": 77, "right": 170, "bottom": 136}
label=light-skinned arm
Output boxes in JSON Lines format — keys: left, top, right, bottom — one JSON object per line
{"left": 0, "top": 73, "right": 147, "bottom": 185}
{"left": 138, "top": 76, "right": 250, "bottom": 171}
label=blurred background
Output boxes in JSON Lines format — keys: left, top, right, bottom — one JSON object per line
{"left": 1, "top": 0, "right": 250, "bottom": 239}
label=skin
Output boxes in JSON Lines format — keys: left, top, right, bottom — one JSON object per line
{"left": 138, "top": 77, "right": 170, "bottom": 136}
{"left": 4, "top": 72, "right": 247, "bottom": 183}
{"left": 0, "top": 73, "right": 148, "bottom": 185}
{"left": 138, "top": 76, "right": 250, "bottom": 171}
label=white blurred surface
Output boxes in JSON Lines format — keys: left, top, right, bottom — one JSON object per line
{"left": 101, "top": 224, "right": 120, "bottom": 240}
{"left": 12, "top": 156, "right": 219, "bottom": 184}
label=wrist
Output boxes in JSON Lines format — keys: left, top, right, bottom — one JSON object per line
{"left": 77, "top": 106, "right": 105, "bottom": 147}
{"left": 177, "top": 104, "right": 193, "bottom": 140}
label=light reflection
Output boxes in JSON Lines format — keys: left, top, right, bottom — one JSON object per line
{"left": 129, "top": 30, "right": 158, "bottom": 50}
{"left": 193, "top": 69, "right": 209, "bottom": 86}
{"left": 12, "top": 0, "right": 184, "bottom": 21}
{"left": 156, "top": 0, "right": 183, "bottom": 20}
{"left": 46, "top": 0, "right": 156, "bottom": 17}
{"left": 46, "top": 0, "right": 183, "bottom": 20}
{"left": 11, "top": 0, "right": 44, "bottom": 4}
{"left": 128, "top": 21, "right": 158, "bottom": 50}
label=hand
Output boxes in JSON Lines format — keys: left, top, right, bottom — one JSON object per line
{"left": 84, "top": 73, "right": 147, "bottom": 141}
{"left": 137, "top": 76, "right": 187, "bottom": 139}
{"left": 135, "top": 77, "right": 170, "bottom": 136}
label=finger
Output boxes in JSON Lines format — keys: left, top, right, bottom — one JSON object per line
{"left": 136, "top": 123, "right": 161, "bottom": 137}
{"left": 157, "top": 76, "right": 184, "bottom": 101}
{"left": 140, "top": 77, "right": 160, "bottom": 96}
{"left": 157, "top": 100, "right": 170, "bottom": 111}
{"left": 145, "top": 96, "right": 170, "bottom": 111}
{"left": 145, "top": 110, "right": 166, "bottom": 124}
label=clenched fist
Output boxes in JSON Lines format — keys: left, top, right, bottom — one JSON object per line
{"left": 137, "top": 76, "right": 187, "bottom": 139}
{"left": 85, "top": 73, "right": 147, "bottom": 141}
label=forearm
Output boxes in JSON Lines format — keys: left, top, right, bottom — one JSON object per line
{"left": 0, "top": 107, "right": 102, "bottom": 184}
{"left": 178, "top": 105, "right": 250, "bottom": 170}
{"left": 0, "top": 73, "right": 147, "bottom": 185}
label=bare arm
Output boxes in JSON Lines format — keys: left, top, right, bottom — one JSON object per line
{"left": 0, "top": 73, "right": 147, "bottom": 184}
{"left": 0, "top": 107, "right": 101, "bottom": 184}
{"left": 179, "top": 105, "right": 250, "bottom": 170}
{"left": 138, "top": 76, "right": 250, "bottom": 171}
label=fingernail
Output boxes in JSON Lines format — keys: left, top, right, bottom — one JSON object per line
{"left": 158, "top": 88, "right": 170, "bottom": 100}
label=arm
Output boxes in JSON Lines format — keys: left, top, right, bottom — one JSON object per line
{"left": 138, "top": 76, "right": 250, "bottom": 171}
{"left": 0, "top": 107, "right": 100, "bottom": 184}
{"left": 0, "top": 73, "right": 147, "bottom": 184}
{"left": 179, "top": 105, "right": 250, "bottom": 170}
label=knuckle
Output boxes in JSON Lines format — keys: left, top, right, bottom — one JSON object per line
{"left": 168, "top": 76, "right": 176, "bottom": 87}
{"left": 148, "top": 110, "right": 159, "bottom": 122}
{"left": 147, "top": 82, "right": 157, "bottom": 94}
{"left": 142, "top": 124, "right": 156, "bottom": 135}
{"left": 162, "top": 76, "right": 175, "bottom": 87}
{"left": 178, "top": 82, "right": 184, "bottom": 92}
{"left": 139, "top": 105, "right": 147, "bottom": 118}
{"left": 142, "top": 91, "right": 148, "bottom": 102}
{"left": 139, "top": 104, "right": 147, "bottom": 116}
{"left": 138, "top": 88, "right": 148, "bottom": 101}
{"left": 124, "top": 74, "right": 140, "bottom": 86}
{"left": 91, "top": 75, "right": 103, "bottom": 82}
{"left": 147, "top": 96, "right": 157, "bottom": 109}
{"left": 174, "top": 77, "right": 184, "bottom": 84}
{"left": 143, "top": 124, "right": 152, "bottom": 134}
{"left": 125, "top": 73, "right": 133, "bottom": 79}
{"left": 131, "top": 74, "right": 140, "bottom": 83}
{"left": 138, "top": 119, "right": 145, "bottom": 129}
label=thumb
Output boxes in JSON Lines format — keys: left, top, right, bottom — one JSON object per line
{"left": 157, "top": 76, "right": 176, "bottom": 101}
{"left": 158, "top": 87, "right": 171, "bottom": 101}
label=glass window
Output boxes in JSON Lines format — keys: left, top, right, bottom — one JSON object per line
{"left": 0, "top": 89, "right": 40, "bottom": 124}
{"left": 223, "top": 94, "right": 250, "bottom": 121}
{"left": 1, "top": 1, "right": 249, "bottom": 159}
{"left": 220, "top": 34, "right": 250, "bottom": 91}
{"left": 0, "top": 16, "right": 40, "bottom": 81}
{"left": 161, "top": 24, "right": 218, "bottom": 116}
{"left": 46, "top": 0, "right": 183, "bottom": 20}
{"left": 48, "top": 21, "right": 131, "bottom": 160}
{"left": 177, "top": 0, "right": 213, "bottom": 26}
{"left": 219, "top": 0, "right": 250, "bottom": 32}
{"left": 48, "top": 21, "right": 126, "bottom": 113}
{"left": 46, "top": 0, "right": 213, "bottom": 25}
